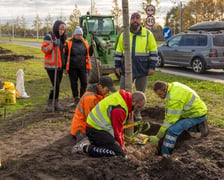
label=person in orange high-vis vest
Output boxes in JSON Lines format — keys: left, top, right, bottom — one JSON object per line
{"left": 41, "top": 20, "right": 67, "bottom": 112}
{"left": 65, "top": 26, "right": 91, "bottom": 107}
{"left": 71, "top": 76, "right": 116, "bottom": 142}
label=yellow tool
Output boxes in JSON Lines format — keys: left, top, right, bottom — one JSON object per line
{"left": 123, "top": 121, "right": 143, "bottom": 129}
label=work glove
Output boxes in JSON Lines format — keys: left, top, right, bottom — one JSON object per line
{"left": 149, "top": 136, "right": 160, "bottom": 144}
{"left": 53, "top": 39, "right": 60, "bottom": 47}
{"left": 156, "top": 125, "right": 168, "bottom": 139}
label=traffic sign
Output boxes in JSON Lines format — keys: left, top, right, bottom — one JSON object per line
{"left": 162, "top": 27, "right": 172, "bottom": 40}
{"left": 145, "top": 4, "right": 156, "bottom": 15}
{"left": 146, "top": 15, "right": 155, "bottom": 27}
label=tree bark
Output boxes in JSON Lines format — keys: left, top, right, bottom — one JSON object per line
{"left": 122, "top": 0, "right": 133, "bottom": 136}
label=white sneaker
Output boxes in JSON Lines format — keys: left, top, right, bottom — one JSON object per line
{"left": 72, "top": 137, "right": 90, "bottom": 153}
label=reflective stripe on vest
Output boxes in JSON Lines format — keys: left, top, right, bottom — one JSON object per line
{"left": 166, "top": 94, "right": 196, "bottom": 115}
{"left": 77, "top": 92, "right": 95, "bottom": 116}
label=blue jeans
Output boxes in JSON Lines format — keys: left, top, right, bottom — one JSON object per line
{"left": 161, "top": 115, "right": 206, "bottom": 155}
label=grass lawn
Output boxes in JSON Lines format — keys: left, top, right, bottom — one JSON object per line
{"left": 0, "top": 42, "right": 224, "bottom": 127}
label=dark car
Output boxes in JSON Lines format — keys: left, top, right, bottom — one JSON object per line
{"left": 157, "top": 30, "right": 224, "bottom": 73}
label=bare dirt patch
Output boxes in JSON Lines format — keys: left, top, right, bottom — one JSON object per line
{"left": 0, "top": 47, "right": 34, "bottom": 61}
{"left": 0, "top": 99, "right": 224, "bottom": 179}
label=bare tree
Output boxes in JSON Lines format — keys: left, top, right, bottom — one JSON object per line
{"left": 44, "top": 13, "right": 54, "bottom": 34}
{"left": 111, "top": 0, "right": 122, "bottom": 28}
{"left": 67, "top": 4, "right": 81, "bottom": 37}
{"left": 33, "top": 14, "right": 42, "bottom": 39}
{"left": 20, "top": 16, "right": 26, "bottom": 37}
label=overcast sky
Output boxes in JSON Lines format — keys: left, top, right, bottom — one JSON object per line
{"left": 0, "top": 0, "right": 189, "bottom": 27}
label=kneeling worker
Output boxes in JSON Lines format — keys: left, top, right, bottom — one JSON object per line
{"left": 72, "top": 90, "right": 146, "bottom": 157}
{"left": 149, "top": 80, "right": 209, "bottom": 156}
{"left": 71, "top": 76, "right": 116, "bottom": 142}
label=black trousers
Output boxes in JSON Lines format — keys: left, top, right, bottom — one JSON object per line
{"left": 68, "top": 68, "right": 87, "bottom": 99}
{"left": 46, "top": 69, "right": 63, "bottom": 100}
{"left": 86, "top": 126, "right": 125, "bottom": 157}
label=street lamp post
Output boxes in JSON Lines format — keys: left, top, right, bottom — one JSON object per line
{"left": 36, "top": 0, "right": 38, "bottom": 40}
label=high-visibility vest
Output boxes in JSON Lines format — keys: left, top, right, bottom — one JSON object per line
{"left": 87, "top": 92, "right": 128, "bottom": 137}
{"left": 66, "top": 39, "right": 91, "bottom": 71}
{"left": 41, "top": 34, "right": 63, "bottom": 69}
{"left": 115, "top": 27, "right": 158, "bottom": 77}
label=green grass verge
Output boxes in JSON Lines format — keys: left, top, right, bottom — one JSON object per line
{"left": 0, "top": 42, "right": 224, "bottom": 128}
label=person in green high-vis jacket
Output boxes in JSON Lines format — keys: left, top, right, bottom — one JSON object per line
{"left": 149, "top": 80, "right": 209, "bottom": 156}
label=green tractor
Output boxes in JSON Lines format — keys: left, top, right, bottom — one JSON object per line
{"left": 79, "top": 12, "right": 117, "bottom": 83}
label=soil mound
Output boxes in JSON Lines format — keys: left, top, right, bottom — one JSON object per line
{"left": 0, "top": 99, "right": 224, "bottom": 179}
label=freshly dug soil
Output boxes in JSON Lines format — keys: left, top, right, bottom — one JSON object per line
{"left": 0, "top": 99, "right": 223, "bottom": 180}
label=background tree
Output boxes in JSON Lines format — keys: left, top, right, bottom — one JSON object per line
{"left": 165, "top": 6, "right": 179, "bottom": 34}
{"left": 20, "top": 16, "right": 27, "bottom": 37}
{"left": 165, "top": 0, "right": 224, "bottom": 32}
{"left": 14, "top": 16, "right": 21, "bottom": 37}
{"left": 43, "top": 13, "right": 54, "bottom": 34}
{"left": 111, "top": 0, "right": 122, "bottom": 28}
{"left": 33, "top": 14, "right": 42, "bottom": 38}
{"left": 1, "top": 21, "right": 11, "bottom": 36}
{"left": 67, "top": 4, "right": 81, "bottom": 37}
{"left": 91, "top": 0, "right": 98, "bottom": 15}
{"left": 57, "top": 9, "right": 67, "bottom": 22}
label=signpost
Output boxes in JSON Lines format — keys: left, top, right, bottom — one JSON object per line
{"left": 145, "top": 4, "right": 156, "bottom": 15}
{"left": 145, "top": 4, "right": 156, "bottom": 28}
{"left": 146, "top": 15, "right": 155, "bottom": 27}
{"left": 162, "top": 27, "right": 172, "bottom": 40}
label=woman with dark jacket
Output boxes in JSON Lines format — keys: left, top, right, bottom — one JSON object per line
{"left": 65, "top": 26, "right": 91, "bottom": 106}
{"left": 41, "top": 20, "right": 67, "bottom": 112}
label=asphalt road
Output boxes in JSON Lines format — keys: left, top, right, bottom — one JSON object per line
{"left": 157, "top": 65, "right": 224, "bottom": 84}
{"left": 0, "top": 39, "right": 42, "bottom": 49}
{"left": 1, "top": 39, "right": 224, "bottom": 84}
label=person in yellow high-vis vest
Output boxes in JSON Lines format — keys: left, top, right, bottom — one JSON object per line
{"left": 114, "top": 12, "right": 158, "bottom": 121}
{"left": 149, "top": 80, "right": 209, "bottom": 156}
{"left": 65, "top": 26, "right": 91, "bottom": 106}
{"left": 72, "top": 90, "right": 146, "bottom": 158}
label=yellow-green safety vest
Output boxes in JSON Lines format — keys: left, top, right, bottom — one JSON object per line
{"left": 87, "top": 92, "right": 128, "bottom": 137}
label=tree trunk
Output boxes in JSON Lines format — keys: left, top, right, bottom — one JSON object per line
{"left": 122, "top": 0, "right": 133, "bottom": 136}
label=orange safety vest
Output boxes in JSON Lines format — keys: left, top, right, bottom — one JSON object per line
{"left": 66, "top": 39, "right": 91, "bottom": 71}
{"left": 41, "top": 35, "right": 63, "bottom": 69}
{"left": 71, "top": 90, "right": 105, "bottom": 136}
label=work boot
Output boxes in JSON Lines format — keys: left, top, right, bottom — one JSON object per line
{"left": 198, "top": 119, "right": 209, "bottom": 137}
{"left": 55, "top": 99, "right": 64, "bottom": 111}
{"left": 69, "top": 97, "right": 80, "bottom": 107}
{"left": 72, "top": 137, "right": 90, "bottom": 153}
{"left": 46, "top": 99, "right": 54, "bottom": 112}
{"left": 134, "top": 110, "right": 142, "bottom": 121}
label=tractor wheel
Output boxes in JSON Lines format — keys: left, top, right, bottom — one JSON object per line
{"left": 88, "top": 57, "right": 102, "bottom": 83}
